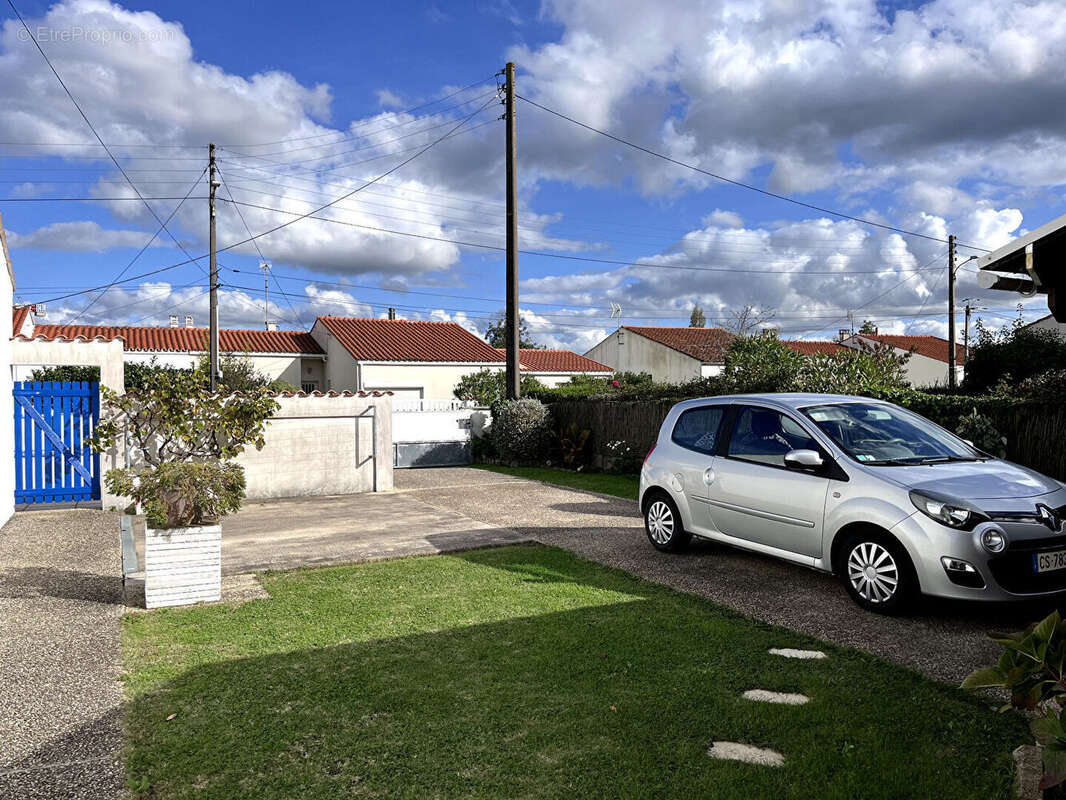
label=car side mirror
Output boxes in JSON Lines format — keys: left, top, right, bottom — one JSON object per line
{"left": 784, "top": 449, "right": 824, "bottom": 471}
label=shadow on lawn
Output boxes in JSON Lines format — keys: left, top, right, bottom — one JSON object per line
{"left": 109, "top": 548, "right": 1021, "bottom": 800}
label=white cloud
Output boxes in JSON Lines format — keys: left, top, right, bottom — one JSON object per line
{"left": 8, "top": 220, "right": 179, "bottom": 251}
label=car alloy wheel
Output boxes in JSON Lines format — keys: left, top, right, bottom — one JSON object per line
{"left": 646, "top": 500, "right": 675, "bottom": 545}
{"left": 846, "top": 542, "right": 899, "bottom": 604}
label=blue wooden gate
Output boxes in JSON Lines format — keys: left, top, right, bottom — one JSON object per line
{"left": 13, "top": 381, "right": 100, "bottom": 504}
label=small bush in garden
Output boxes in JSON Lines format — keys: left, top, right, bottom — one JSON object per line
{"left": 107, "top": 461, "right": 246, "bottom": 529}
{"left": 955, "top": 408, "right": 1007, "bottom": 458}
{"left": 491, "top": 398, "right": 552, "bottom": 463}
{"left": 603, "top": 439, "right": 643, "bottom": 475}
{"left": 962, "top": 610, "right": 1066, "bottom": 792}
{"left": 555, "top": 423, "right": 590, "bottom": 468}
{"left": 721, "top": 334, "right": 801, "bottom": 394}
{"left": 1013, "top": 369, "right": 1066, "bottom": 401}
{"left": 453, "top": 368, "right": 545, "bottom": 407}
{"left": 471, "top": 431, "right": 498, "bottom": 462}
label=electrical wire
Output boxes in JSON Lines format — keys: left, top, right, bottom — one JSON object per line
{"left": 516, "top": 94, "right": 991, "bottom": 254}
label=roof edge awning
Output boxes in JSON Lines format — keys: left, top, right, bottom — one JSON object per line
{"left": 976, "top": 211, "right": 1066, "bottom": 320}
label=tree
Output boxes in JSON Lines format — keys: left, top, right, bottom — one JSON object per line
{"left": 453, "top": 368, "right": 544, "bottom": 406}
{"left": 963, "top": 313, "right": 1066, "bottom": 394}
{"left": 193, "top": 351, "right": 298, "bottom": 393}
{"left": 859, "top": 319, "right": 878, "bottom": 334}
{"left": 725, "top": 305, "right": 776, "bottom": 336}
{"left": 484, "top": 314, "right": 540, "bottom": 349}
{"left": 689, "top": 305, "right": 706, "bottom": 328}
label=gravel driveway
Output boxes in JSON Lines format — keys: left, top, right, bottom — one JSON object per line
{"left": 0, "top": 509, "right": 124, "bottom": 800}
{"left": 397, "top": 467, "right": 1060, "bottom": 684}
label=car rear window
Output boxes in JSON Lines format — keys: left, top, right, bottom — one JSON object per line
{"left": 671, "top": 406, "right": 725, "bottom": 455}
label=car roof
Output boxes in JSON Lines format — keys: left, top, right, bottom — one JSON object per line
{"left": 671, "top": 393, "right": 889, "bottom": 412}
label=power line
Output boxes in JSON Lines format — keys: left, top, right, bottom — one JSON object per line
{"left": 222, "top": 197, "right": 946, "bottom": 276}
{"left": 1, "top": 196, "right": 211, "bottom": 202}
{"left": 70, "top": 168, "right": 208, "bottom": 323}
{"left": 516, "top": 94, "right": 991, "bottom": 253}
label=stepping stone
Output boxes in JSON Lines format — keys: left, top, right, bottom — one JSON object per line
{"left": 742, "top": 689, "right": 810, "bottom": 705}
{"left": 707, "top": 741, "right": 784, "bottom": 767}
{"left": 769, "top": 647, "right": 827, "bottom": 660}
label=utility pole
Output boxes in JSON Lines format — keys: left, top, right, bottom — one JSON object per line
{"left": 947, "top": 234, "right": 957, "bottom": 390}
{"left": 260, "top": 262, "right": 271, "bottom": 330}
{"left": 503, "top": 62, "right": 520, "bottom": 400}
{"left": 208, "top": 142, "right": 220, "bottom": 392}
{"left": 963, "top": 301, "right": 972, "bottom": 366}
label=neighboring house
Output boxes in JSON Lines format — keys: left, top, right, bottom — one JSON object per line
{"left": 781, "top": 340, "right": 845, "bottom": 356}
{"left": 1, "top": 215, "right": 15, "bottom": 526}
{"left": 22, "top": 324, "right": 326, "bottom": 390}
{"left": 584, "top": 326, "right": 735, "bottom": 382}
{"left": 841, "top": 333, "right": 961, "bottom": 387}
{"left": 1023, "top": 314, "right": 1066, "bottom": 338}
{"left": 311, "top": 316, "right": 507, "bottom": 399}
{"left": 495, "top": 348, "right": 613, "bottom": 387}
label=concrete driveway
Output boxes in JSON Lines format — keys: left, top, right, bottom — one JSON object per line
{"left": 397, "top": 467, "right": 1062, "bottom": 684}
{"left": 222, "top": 489, "right": 528, "bottom": 574}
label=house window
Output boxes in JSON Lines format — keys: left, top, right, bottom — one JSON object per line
{"left": 301, "top": 380, "right": 320, "bottom": 393}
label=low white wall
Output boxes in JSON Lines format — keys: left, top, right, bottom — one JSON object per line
{"left": 236, "top": 394, "right": 393, "bottom": 499}
{"left": 393, "top": 405, "right": 490, "bottom": 444}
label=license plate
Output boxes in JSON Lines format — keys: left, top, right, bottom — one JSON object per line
{"left": 1033, "top": 550, "right": 1066, "bottom": 574}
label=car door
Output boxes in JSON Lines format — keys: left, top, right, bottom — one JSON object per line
{"left": 666, "top": 404, "right": 728, "bottom": 534}
{"left": 705, "top": 404, "right": 830, "bottom": 557}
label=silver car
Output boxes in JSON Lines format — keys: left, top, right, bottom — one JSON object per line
{"left": 639, "top": 393, "right": 1066, "bottom": 613}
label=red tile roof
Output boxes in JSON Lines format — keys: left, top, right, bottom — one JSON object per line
{"left": 29, "top": 324, "right": 323, "bottom": 354}
{"left": 495, "top": 348, "right": 612, "bottom": 372}
{"left": 782, "top": 340, "right": 845, "bottom": 356}
{"left": 316, "top": 316, "right": 503, "bottom": 363}
{"left": 852, "top": 334, "right": 952, "bottom": 363}
{"left": 624, "top": 326, "right": 736, "bottom": 363}
{"left": 12, "top": 305, "right": 31, "bottom": 336}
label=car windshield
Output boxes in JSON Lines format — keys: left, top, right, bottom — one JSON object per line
{"left": 800, "top": 402, "right": 983, "bottom": 465}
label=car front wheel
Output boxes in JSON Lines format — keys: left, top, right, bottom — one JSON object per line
{"left": 839, "top": 533, "right": 916, "bottom": 614}
{"left": 644, "top": 494, "right": 691, "bottom": 553}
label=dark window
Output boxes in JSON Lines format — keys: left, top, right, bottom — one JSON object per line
{"left": 727, "top": 407, "right": 819, "bottom": 467}
{"left": 671, "top": 406, "right": 725, "bottom": 455}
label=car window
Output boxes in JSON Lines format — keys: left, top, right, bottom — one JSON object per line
{"left": 671, "top": 406, "right": 725, "bottom": 455}
{"left": 727, "top": 406, "right": 819, "bottom": 467}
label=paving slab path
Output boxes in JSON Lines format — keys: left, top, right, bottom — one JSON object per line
{"left": 0, "top": 508, "right": 124, "bottom": 800}
{"left": 396, "top": 466, "right": 1062, "bottom": 684}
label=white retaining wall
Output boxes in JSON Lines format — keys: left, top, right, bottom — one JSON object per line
{"left": 236, "top": 394, "right": 393, "bottom": 498}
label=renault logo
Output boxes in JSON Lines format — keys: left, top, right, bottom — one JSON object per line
{"left": 1037, "top": 504, "right": 1063, "bottom": 533}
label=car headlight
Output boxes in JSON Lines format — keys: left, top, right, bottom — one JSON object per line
{"left": 909, "top": 490, "right": 988, "bottom": 531}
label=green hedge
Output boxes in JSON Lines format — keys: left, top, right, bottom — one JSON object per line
{"left": 545, "top": 392, "right": 1066, "bottom": 481}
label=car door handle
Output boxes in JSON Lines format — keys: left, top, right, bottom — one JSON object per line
{"left": 704, "top": 467, "right": 716, "bottom": 485}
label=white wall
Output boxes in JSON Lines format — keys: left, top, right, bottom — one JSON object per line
{"left": 527, "top": 371, "right": 612, "bottom": 388}
{"left": 585, "top": 330, "right": 704, "bottom": 382}
{"left": 1, "top": 248, "right": 14, "bottom": 527}
{"left": 236, "top": 394, "right": 393, "bottom": 499}
{"left": 124, "top": 351, "right": 310, "bottom": 385}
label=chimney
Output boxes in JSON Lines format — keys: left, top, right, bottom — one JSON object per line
{"left": 266, "top": 321, "right": 277, "bottom": 331}
{"left": 32, "top": 303, "right": 46, "bottom": 317}
{"left": 184, "top": 315, "right": 194, "bottom": 328}
{"left": 169, "top": 315, "right": 179, "bottom": 328}
{"left": 388, "top": 307, "right": 396, "bottom": 320}
{"left": 838, "top": 329, "right": 850, "bottom": 342}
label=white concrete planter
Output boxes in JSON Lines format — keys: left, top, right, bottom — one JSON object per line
{"left": 143, "top": 524, "right": 222, "bottom": 609}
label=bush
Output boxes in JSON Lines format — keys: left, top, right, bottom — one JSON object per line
{"left": 794, "top": 344, "right": 910, "bottom": 395}
{"left": 453, "top": 369, "right": 545, "bottom": 407}
{"left": 89, "top": 369, "right": 278, "bottom": 527}
{"left": 962, "top": 610, "right": 1066, "bottom": 791}
{"left": 1012, "top": 368, "right": 1066, "bottom": 401}
{"left": 963, "top": 317, "right": 1066, "bottom": 394}
{"left": 603, "top": 439, "right": 643, "bottom": 474}
{"left": 555, "top": 422, "right": 590, "bottom": 468}
{"left": 106, "top": 461, "right": 245, "bottom": 529}
{"left": 491, "top": 398, "right": 552, "bottom": 463}
{"left": 955, "top": 408, "right": 1007, "bottom": 458}
{"left": 721, "top": 334, "right": 801, "bottom": 393}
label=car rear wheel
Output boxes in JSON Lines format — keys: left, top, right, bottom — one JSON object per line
{"left": 644, "top": 493, "right": 691, "bottom": 553}
{"left": 839, "top": 532, "right": 917, "bottom": 614}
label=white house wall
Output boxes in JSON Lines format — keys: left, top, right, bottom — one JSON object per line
{"left": 1, "top": 271, "right": 14, "bottom": 527}
{"left": 359, "top": 363, "right": 501, "bottom": 399}
{"left": 585, "top": 330, "right": 702, "bottom": 382}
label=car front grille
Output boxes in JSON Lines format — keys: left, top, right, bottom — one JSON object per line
{"left": 988, "top": 535, "right": 1066, "bottom": 594}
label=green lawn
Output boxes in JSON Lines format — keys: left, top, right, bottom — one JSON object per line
{"left": 473, "top": 463, "right": 639, "bottom": 499}
{"left": 122, "top": 545, "right": 1023, "bottom": 799}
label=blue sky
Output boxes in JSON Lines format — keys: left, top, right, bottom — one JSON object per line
{"left": 3, "top": 0, "right": 1064, "bottom": 351}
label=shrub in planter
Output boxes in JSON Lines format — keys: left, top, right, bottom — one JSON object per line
{"left": 89, "top": 370, "right": 278, "bottom": 608}
{"left": 962, "top": 611, "right": 1066, "bottom": 793}
{"left": 491, "top": 398, "right": 551, "bottom": 463}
